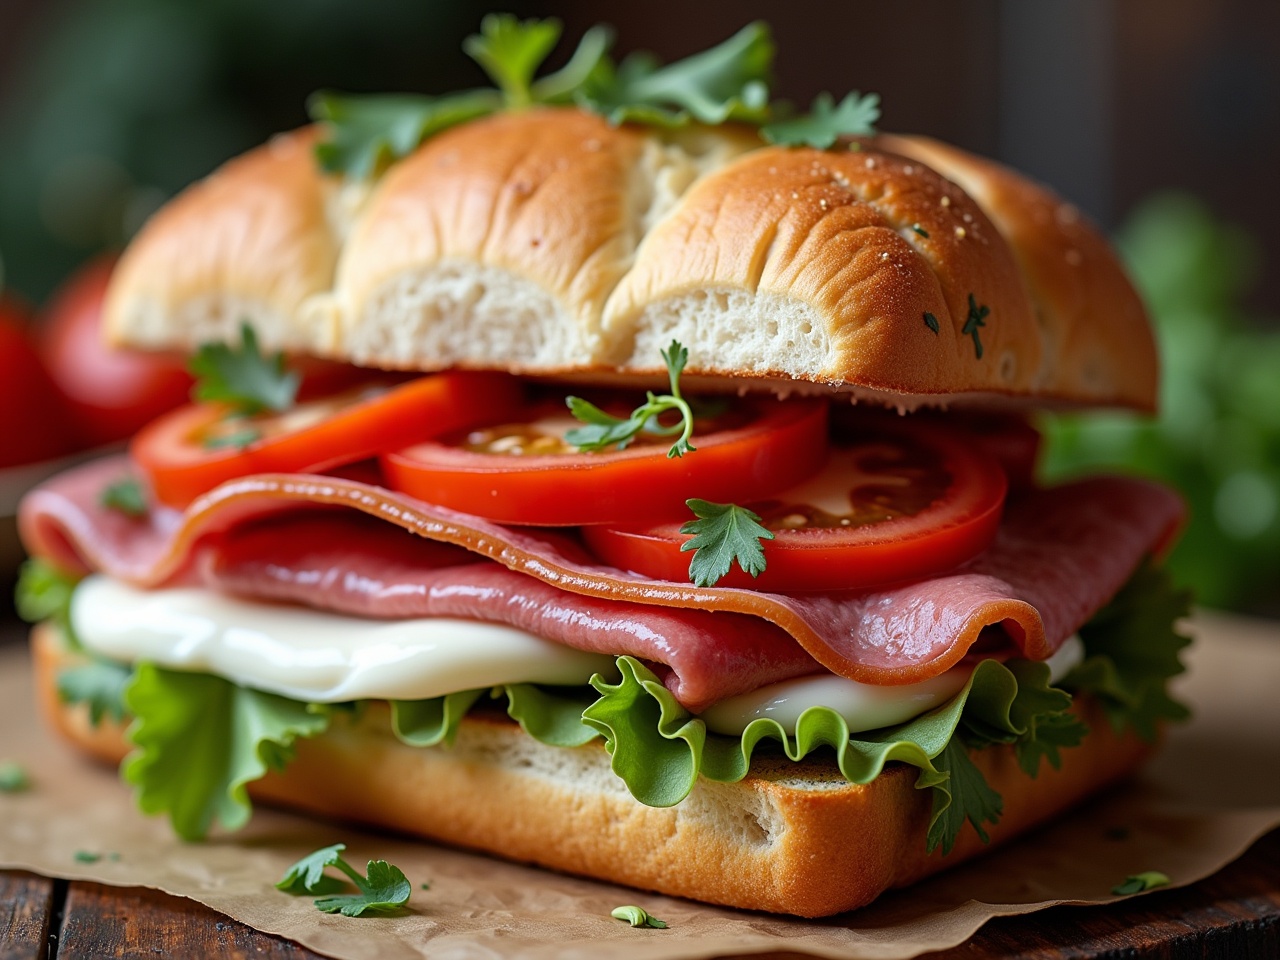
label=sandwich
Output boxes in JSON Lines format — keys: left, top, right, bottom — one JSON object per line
{"left": 15, "top": 18, "right": 1191, "bottom": 917}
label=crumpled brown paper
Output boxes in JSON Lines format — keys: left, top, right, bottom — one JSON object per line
{"left": 1, "top": 612, "right": 1278, "bottom": 960}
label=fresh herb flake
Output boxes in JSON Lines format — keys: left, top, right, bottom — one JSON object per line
{"left": 962, "top": 293, "right": 989, "bottom": 360}
{"left": 100, "top": 477, "right": 148, "bottom": 517}
{"left": 761, "top": 90, "right": 880, "bottom": 148}
{"left": 0, "top": 762, "right": 30, "bottom": 793}
{"left": 611, "top": 905, "right": 668, "bottom": 928}
{"left": 189, "top": 323, "right": 299, "bottom": 416}
{"left": 566, "top": 340, "right": 697, "bottom": 458}
{"left": 73, "top": 850, "right": 103, "bottom": 864}
{"left": 923, "top": 311, "right": 940, "bottom": 335}
{"left": 1112, "top": 871, "right": 1170, "bottom": 895}
{"left": 912, "top": 223, "right": 930, "bottom": 238}
{"left": 679, "top": 499, "right": 774, "bottom": 587}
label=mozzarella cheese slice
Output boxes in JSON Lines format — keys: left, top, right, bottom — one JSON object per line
{"left": 71, "top": 575, "right": 1084, "bottom": 736}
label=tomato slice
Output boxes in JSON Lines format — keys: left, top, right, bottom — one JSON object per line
{"left": 133, "top": 371, "right": 523, "bottom": 508}
{"left": 380, "top": 397, "right": 829, "bottom": 526}
{"left": 581, "top": 414, "right": 1008, "bottom": 592}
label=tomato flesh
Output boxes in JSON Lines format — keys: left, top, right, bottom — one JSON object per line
{"left": 582, "top": 415, "right": 1008, "bottom": 592}
{"left": 132, "top": 371, "right": 523, "bottom": 508}
{"left": 380, "top": 397, "right": 829, "bottom": 526}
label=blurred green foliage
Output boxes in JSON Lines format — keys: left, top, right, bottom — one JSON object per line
{"left": 1041, "top": 195, "right": 1280, "bottom": 614}
{"left": 0, "top": 0, "right": 517, "bottom": 302}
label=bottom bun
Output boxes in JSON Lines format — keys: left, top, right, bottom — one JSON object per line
{"left": 32, "top": 624, "right": 1151, "bottom": 917}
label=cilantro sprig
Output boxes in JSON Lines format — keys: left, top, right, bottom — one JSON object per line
{"left": 189, "top": 323, "right": 299, "bottom": 416}
{"left": 565, "top": 341, "right": 697, "bottom": 458}
{"left": 310, "top": 17, "right": 881, "bottom": 178}
{"left": 679, "top": 499, "right": 774, "bottom": 588}
{"left": 277, "top": 843, "right": 412, "bottom": 917}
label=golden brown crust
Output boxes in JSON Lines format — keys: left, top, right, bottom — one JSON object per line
{"left": 105, "top": 110, "right": 1156, "bottom": 411}
{"left": 876, "top": 135, "right": 1158, "bottom": 411}
{"left": 33, "top": 625, "right": 1151, "bottom": 917}
{"left": 103, "top": 127, "right": 341, "bottom": 353}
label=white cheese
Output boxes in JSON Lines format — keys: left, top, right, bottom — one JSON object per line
{"left": 71, "top": 576, "right": 1084, "bottom": 737}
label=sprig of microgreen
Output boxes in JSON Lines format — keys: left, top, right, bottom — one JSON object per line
{"left": 276, "top": 843, "right": 412, "bottom": 917}
{"left": 565, "top": 341, "right": 697, "bottom": 458}
{"left": 680, "top": 499, "right": 774, "bottom": 587}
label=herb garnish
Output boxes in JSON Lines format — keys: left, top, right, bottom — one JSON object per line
{"left": 99, "top": 477, "right": 148, "bottom": 517}
{"left": 277, "top": 843, "right": 412, "bottom": 917}
{"left": 565, "top": 341, "right": 697, "bottom": 458}
{"left": 1112, "top": 871, "right": 1170, "bottom": 895}
{"left": 0, "top": 762, "right": 30, "bottom": 793}
{"left": 679, "top": 498, "right": 774, "bottom": 587}
{"left": 760, "top": 91, "right": 881, "bottom": 149}
{"left": 923, "top": 311, "right": 940, "bottom": 335}
{"left": 611, "top": 905, "right": 668, "bottom": 928}
{"left": 57, "top": 659, "right": 132, "bottom": 727}
{"left": 962, "top": 293, "right": 989, "bottom": 359}
{"left": 73, "top": 850, "right": 102, "bottom": 864}
{"left": 311, "top": 17, "right": 880, "bottom": 178}
{"left": 912, "top": 223, "right": 930, "bottom": 238}
{"left": 190, "top": 323, "right": 299, "bottom": 416}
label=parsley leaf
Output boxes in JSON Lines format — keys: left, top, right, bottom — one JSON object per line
{"left": 276, "top": 843, "right": 351, "bottom": 896}
{"left": 1112, "top": 871, "right": 1170, "bottom": 895}
{"left": 565, "top": 340, "right": 697, "bottom": 458}
{"left": 679, "top": 499, "right": 774, "bottom": 587}
{"left": 611, "top": 905, "right": 668, "bottom": 928}
{"left": 530, "top": 25, "right": 615, "bottom": 103}
{"left": 296, "top": 851, "right": 412, "bottom": 917}
{"left": 0, "top": 762, "right": 30, "bottom": 793}
{"left": 309, "top": 89, "right": 499, "bottom": 180}
{"left": 927, "top": 737, "right": 1003, "bottom": 854}
{"left": 122, "top": 664, "right": 330, "bottom": 840}
{"left": 577, "top": 22, "right": 772, "bottom": 127}
{"left": 1063, "top": 560, "right": 1193, "bottom": 741}
{"left": 189, "top": 323, "right": 300, "bottom": 416}
{"left": 464, "top": 15, "right": 563, "bottom": 108}
{"left": 58, "top": 659, "right": 133, "bottom": 727}
{"left": 100, "top": 477, "right": 148, "bottom": 517}
{"left": 761, "top": 91, "right": 880, "bottom": 148}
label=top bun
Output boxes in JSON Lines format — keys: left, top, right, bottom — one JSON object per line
{"left": 104, "top": 108, "right": 1156, "bottom": 411}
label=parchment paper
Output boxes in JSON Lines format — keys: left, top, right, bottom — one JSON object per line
{"left": 1, "top": 612, "right": 1278, "bottom": 960}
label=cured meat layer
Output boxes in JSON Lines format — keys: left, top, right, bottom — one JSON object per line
{"left": 20, "top": 457, "right": 1184, "bottom": 695}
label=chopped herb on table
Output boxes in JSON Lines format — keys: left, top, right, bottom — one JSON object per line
{"left": 277, "top": 843, "right": 412, "bottom": 917}
{"left": 1112, "top": 871, "right": 1170, "bottom": 895}
{"left": 0, "top": 761, "right": 30, "bottom": 792}
{"left": 611, "top": 905, "right": 668, "bottom": 928}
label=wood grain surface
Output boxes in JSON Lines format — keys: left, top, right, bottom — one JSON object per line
{"left": 0, "top": 830, "right": 1276, "bottom": 959}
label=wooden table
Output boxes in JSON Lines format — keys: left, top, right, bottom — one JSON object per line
{"left": 1, "top": 830, "right": 1277, "bottom": 959}
{"left": 2, "top": 614, "right": 1278, "bottom": 960}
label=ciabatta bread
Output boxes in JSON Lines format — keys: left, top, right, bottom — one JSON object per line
{"left": 104, "top": 109, "right": 1156, "bottom": 411}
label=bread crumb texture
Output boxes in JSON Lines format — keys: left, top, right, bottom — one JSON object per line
{"left": 104, "top": 110, "right": 1156, "bottom": 410}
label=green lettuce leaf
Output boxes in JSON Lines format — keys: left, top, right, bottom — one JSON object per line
{"left": 122, "top": 664, "right": 331, "bottom": 840}
{"left": 15, "top": 558, "right": 81, "bottom": 648}
{"left": 580, "top": 654, "right": 1080, "bottom": 854}
{"left": 1063, "top": 560, "right": 1193, "bottom": 740}
{"left": 390, "top": 683, "right": 597, "bottom": 750}
{"left": 57, "top": 659, "right": 132, "bottom": 727}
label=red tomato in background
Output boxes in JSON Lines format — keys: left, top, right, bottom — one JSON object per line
{"left": 39, "top": 257, "right": 193, "bottom": 447}
{"left": 0, "top": 296, "right": 77, "bottom": 467}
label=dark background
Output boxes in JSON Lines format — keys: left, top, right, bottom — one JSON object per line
{"left": 0, "top": 0, "right": 1277, "bottom": 614}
